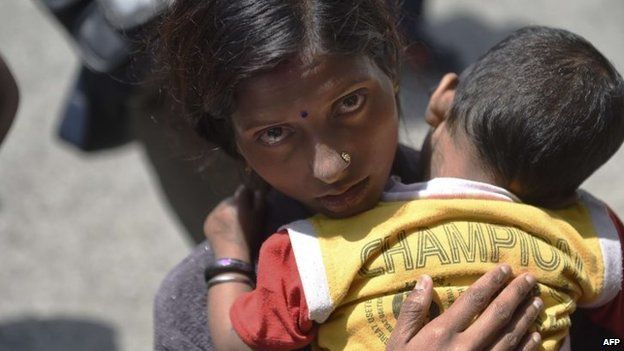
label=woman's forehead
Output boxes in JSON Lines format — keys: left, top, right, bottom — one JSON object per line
{"left": 234, "top": 55, "right": 382, "bottom": 113}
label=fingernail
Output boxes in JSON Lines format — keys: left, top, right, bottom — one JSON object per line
{"left": 532, "top": 298, "right": 543, "bottom": 310}
{"left": 500, "top": 265, "right": 511, "bottom": 275}
{"left": 415, "top": 275, "right": 431, "bottom": 291}
{"left": 524, "top": 274, "right": 536, "bottom": 285}
{"left": 532, "top": 332, "right": 541, "bottom": 343}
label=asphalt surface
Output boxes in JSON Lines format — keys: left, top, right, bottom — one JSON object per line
{"left": 0, "top": 1, "right": 623, "bottom": 350}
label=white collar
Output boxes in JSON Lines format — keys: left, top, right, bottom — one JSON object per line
{"left": 382, "top": 176, "right": 521, "bottom": 203}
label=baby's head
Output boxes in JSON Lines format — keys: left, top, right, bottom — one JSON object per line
{"left": 424, "top": 26, "right": 624, "bottom": 206}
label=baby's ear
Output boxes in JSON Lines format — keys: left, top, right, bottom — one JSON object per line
{"left": 425, "top": 73, "right": 458, "bottom": 128}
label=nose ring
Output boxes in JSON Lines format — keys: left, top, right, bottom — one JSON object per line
{"left": 340, "top": 152, "right": 351, "bottom": 165}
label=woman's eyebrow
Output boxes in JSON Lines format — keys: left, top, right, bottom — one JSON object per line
{"left": 237, "top": 116, "right": 285, "bottom": 132}
{"left": 237, "top": 75, "right": 374, "bottom": 132}
{"left": 321, "top": 75, "right": 372, "bottom": 95}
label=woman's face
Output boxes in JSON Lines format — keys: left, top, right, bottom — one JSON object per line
{"left": 232, "top": 55, "right": 399, "bottom": 218}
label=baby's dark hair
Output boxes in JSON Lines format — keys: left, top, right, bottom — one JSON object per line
{"left": 158, "top": 0, "right": 402, "bottom": 158}
{"left": 448, "top": 26, "right": 624, "bottom": 206}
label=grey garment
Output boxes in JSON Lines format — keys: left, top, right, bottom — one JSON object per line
{"left": 154, "top": 242, "right": 214, "bottom": 351}
{"left": 153, "top": 145, "right": 422, "bottom": 351}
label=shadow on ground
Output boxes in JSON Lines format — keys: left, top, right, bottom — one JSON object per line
{"left": 0, "top": 317, "right": 118, "bottom": 351}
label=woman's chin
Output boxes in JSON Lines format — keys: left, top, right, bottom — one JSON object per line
{"left": 317, "top": 188, "right": 381, "bottom": 219}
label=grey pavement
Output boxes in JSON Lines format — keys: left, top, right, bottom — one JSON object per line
{"left": 0, "top": 1, "right": 623, "bottom": 351}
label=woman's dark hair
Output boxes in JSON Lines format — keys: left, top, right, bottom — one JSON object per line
{"left": 158, "top": 0, "right": 402, "bottom": 158}
{"left": 448, "top": 26, "right": 624, "bottom": 206}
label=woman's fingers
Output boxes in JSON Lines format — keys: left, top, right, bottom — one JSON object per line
{"left": 233, "top": 185, "right": 266, "bottom": 258}
{"left": 386, "top": 267, "right": 543, "bottom": 351}
{"left": 516, "top": 332, "right": 542, "bottom": 351}
{"left": 466, "top": 272, "right": 538, "bottom": 347}
{"left": 386, "top": 275, "right": 433, "bottom": 350}
{"left": 442, "top": 265, "right": 513, "bottom": 331}
{"left": 234, "top": 185, "right": 265, "bottom": 214}
{"left": 234, "top": 185, "right": 251, "bottom": 208}
{"left": 489, "top": 296, "right": 543, "bottom": 351}
{"left": 233, "top": 186, "right": 256, "bottom": 225}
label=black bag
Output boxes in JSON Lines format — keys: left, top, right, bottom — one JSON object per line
{"left": 38, "top": 0, "right": 168, "bottom": 150}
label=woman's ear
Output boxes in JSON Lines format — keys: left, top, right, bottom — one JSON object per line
{"left": 425, "top": 73, "right": 458, "bottom": 128}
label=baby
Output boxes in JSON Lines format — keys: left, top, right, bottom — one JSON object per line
{"left": 230, "top": 26, "right": 624, "bottom": 350}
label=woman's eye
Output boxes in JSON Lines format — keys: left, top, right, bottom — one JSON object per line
{"left": 258, "top": 126, "right": 292, "bottom": 146}
{"left": 335, "top": 91, "right": 367, "bottom": 115}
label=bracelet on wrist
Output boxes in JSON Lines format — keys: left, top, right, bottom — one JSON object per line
{"left": 206, "top": 272, "right": 255, "bottom": 289}
{"left": 204, "top": 258, "right": 255, "bottom": 283}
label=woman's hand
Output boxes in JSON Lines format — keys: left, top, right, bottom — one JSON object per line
{"left": 203, "top": 185, "right": 265, "bottom": 261}
{"left": 387, "top": 265, "right": 543, "bottom": 351}
{"left": 205, "top": 186, "right": 265, "bottom": 351}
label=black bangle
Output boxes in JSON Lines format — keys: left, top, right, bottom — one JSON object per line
{"left": 204, "top": 258, "right": 255, "bottom": 283}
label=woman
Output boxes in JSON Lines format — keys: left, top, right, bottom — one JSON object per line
{"left": 154, "top": 1, "right": 542, "bottom": 350}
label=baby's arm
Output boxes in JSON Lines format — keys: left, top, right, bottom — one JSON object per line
{"left": 229, "top": 232, "right": 316, "bottom": 350}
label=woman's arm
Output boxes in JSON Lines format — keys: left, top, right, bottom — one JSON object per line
{"left": 208, "top": 277, "right": 253, "bottom": 351}
{"left": 208, "top": 276, "right": 253, "bottom": 351}
{"left": 204, "top": 188, "right": 258, "bottom": 351}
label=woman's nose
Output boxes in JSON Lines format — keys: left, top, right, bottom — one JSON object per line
{"left": 313, "top": 143, "right": 349, "bottom": 184}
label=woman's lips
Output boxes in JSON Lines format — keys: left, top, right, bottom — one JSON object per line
{"left": 317, "top": 177, "right": 370, "bottom": 213}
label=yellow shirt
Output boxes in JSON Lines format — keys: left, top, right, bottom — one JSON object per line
{"left": 283, "top": 178, "right": 622, "bottom": 351}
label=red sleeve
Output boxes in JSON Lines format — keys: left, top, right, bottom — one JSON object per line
{"left": 230, "top": 231, "right": 316, "bottom": 350}
{"left": 580, "top": 208, "right": 624, "bottom": 338}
